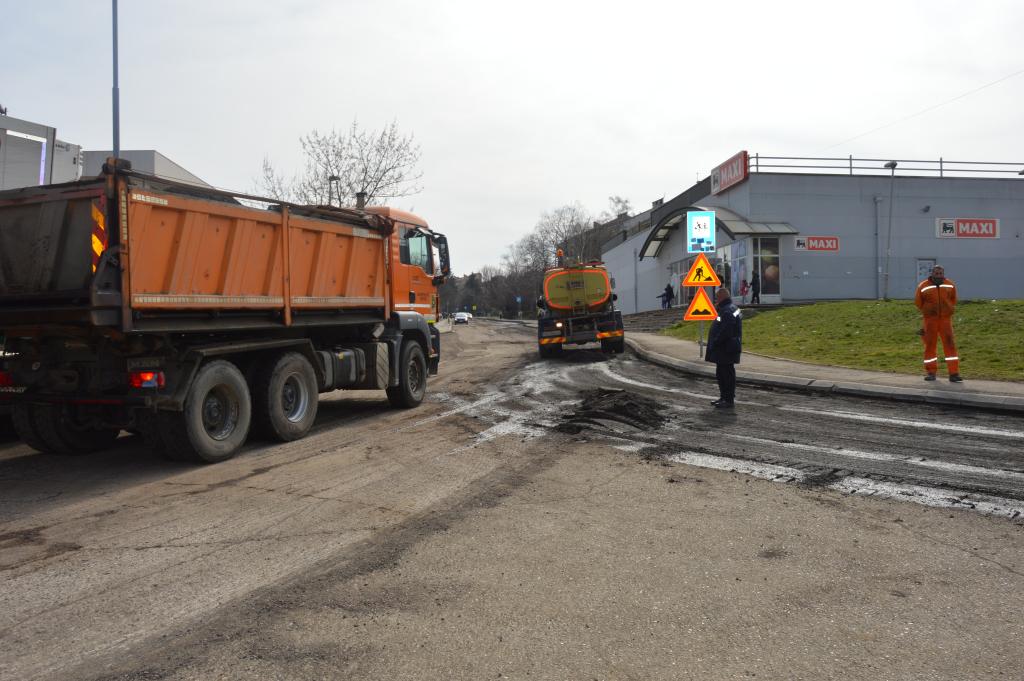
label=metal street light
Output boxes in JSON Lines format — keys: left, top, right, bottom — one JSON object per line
{"left": 882, "top": 161, "right": 897, "bottom": 300}
{"left": 327, "top": 174, "right": 340, "bottom": 206}
{"left": 112, "top": 0, "right": 120, "bottom": 158}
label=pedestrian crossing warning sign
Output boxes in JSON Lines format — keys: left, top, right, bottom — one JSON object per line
{"left": 683, "top": 287, "right": 718, "bottom": 321}
{"left": 682, "top": 253, "right": 721, "bottom": 287}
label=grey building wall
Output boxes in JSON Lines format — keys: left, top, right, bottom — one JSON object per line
{"left": 702, "top": 173, "right": 1024, "bottom": 300}
{"left": 603, "top": 172, "right": 1024, "bottom": 309}
{"left": 0, "top": 115, "right": 58, "bottom": 189}
{"left": 603, "top": 227, "right": 664, "bottom": 314}
{"left": 83, "top": 150, "right": 209, "bottom": 187}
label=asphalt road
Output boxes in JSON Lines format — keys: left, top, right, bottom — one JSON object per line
{"left": 1, "top": 319, "right": 1022, "bottom": 680}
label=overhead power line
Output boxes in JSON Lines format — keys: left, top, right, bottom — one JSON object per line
{"left": 825, "top": 67, "right": 1024, "bottom": 150}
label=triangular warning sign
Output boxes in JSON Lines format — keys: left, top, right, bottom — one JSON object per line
{"left": 682, "top": 253, "right": 721, "bottom": 287}
{"left": 683, "top": 287, "right": 718, "bottom": 321}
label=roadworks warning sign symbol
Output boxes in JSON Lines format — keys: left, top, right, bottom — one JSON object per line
{"left": 682, "top": 253, "right": 721, "bottom": 287}
{"left": 683, "top": 287, "right": 718, "bottom": 321}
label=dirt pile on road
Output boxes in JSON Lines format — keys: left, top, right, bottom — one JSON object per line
{"left": 555, "top": 388, "right": 667, "bottom": 434}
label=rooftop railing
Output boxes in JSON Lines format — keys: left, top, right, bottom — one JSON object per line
{"left": 749, "top": 154, "right": 1024, "bottom": 178}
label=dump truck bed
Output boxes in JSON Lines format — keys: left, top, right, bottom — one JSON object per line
{"left": 0, "top": 169, "right": 393, "bottom": 333}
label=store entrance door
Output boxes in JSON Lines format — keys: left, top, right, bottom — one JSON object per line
{"left": 751, "top": 237, "right": 782, "bottom": 304}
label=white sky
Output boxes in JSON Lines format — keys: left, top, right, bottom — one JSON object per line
{"left": 3, "top": 0, "right": 1022, "bottom": 273}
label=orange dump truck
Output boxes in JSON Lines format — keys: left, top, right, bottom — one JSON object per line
{"left": 0, "top": 159, "right": 450, "bottom": 462}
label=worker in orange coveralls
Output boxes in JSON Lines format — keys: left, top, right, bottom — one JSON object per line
{"left": 914, "top": 264, "right": 962, "bottom": 383}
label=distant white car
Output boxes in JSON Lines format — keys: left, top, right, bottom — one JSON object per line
{"left": 454, "top": 312, "right": 470, "bottom": 324}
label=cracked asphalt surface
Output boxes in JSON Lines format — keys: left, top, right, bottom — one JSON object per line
{"left": 1, "top": 320, "right": 1022, "bottom": 680}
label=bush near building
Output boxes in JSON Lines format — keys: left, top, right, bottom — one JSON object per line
{"left": 662, "top": 300, "right": 1024, "bottom": 381}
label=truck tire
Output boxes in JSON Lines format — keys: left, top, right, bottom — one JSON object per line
{"left": 386, "top": 340, "right": 426, "bottom": 409}
{"left": 0, "top": 413, "right": 14, "bottom": 440}
{"left": 539, "top": 343, "right": 562, "bottom": 358}
{"left": 601, "top": 338, "right": 626, "bottom": 354}
{"left": 254, "top": 352, "right": 319, "bottom": 442}
{"left": 159, "top": 360, "right": 251, "bottom": 464}
{"left": 11, "top": 404, "right": 49, "bottom": 452}
{"left": 12, "top": 403, "right": 120, "bottom": 455}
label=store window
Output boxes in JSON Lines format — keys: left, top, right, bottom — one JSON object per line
{"left": 753, "top": 237, "right": 780, "bottom": 295}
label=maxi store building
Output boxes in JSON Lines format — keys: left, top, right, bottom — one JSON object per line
{"left": 602, "top": 151, "right": 1024, "bottom": 313}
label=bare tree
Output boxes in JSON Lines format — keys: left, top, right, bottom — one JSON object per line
{"left": 598, "top": 195, "right": 633, "bottom": 222}
{"left": 258, "top": 120, "right": 422, "bottom": 207}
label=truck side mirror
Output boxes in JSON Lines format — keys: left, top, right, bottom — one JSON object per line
{"left": 612, "top": 293, "right": 618, "bottom": 301}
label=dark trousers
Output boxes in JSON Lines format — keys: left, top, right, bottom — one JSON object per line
{"left": 715, "top": 363, "right": 736, "bottom": 402}
{"left": 751, "top": 291, "right": 760, "bottom": 304}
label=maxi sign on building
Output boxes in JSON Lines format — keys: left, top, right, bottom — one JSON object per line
{"left": 794, "top": 236, "right": 840, "bottom": 252}
{"left": 935, "top": 218, "right": 1000, "bottom": 239}
{"left": 710, "top": 150, "right": 749, "bottom": 195}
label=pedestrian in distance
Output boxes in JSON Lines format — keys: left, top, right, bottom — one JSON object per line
{"left": 706, "top": 287, "right": 742, "bottom": 409}
{"left": 749, "top": 271, "right": 761, "bottom": 305}
{"left": 915, "top": 264, "right": 962, "bottom": 382}
{"left": 658, "top": 283, "right": 675, "bottom": 309}
{"left": 739, "top": 278, "right": 749, "bottom": 304}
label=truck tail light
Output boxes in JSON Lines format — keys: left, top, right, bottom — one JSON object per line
{"left": 129, "top": 371, "right": 165, "bottom": 389}
{"left": 0, "top": 370, "right": 14, "bottom": 387}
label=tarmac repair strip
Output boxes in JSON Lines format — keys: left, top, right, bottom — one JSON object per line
{"left": 668, "top": 452, "right": 1024, "bottom": 521}
{"left": 779, "top": 406, "right": 1024, "bottom": 439}
{"left": 721, "top": 433, "right": 1024, "bottom": 482}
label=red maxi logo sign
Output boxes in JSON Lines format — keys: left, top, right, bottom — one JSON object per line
{"left": 936, "top": 218, "right": 1000, "bottom": 238}
{"left": 955, "top": 218, "right": 999, "bottom": 238}
{"left": 711, "top": 150, "right": 749, "bottom": 194}
{"left": 794, "top": 236, "right": 839, "bottom": 252}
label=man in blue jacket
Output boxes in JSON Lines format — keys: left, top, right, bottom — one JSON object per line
{"left": 705, "top": 287, "right": 742, "bottom": 409}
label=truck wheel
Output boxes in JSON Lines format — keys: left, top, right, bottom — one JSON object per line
{"left": 539, "top": 343, "right": 562, "bottom": 358}
{"left": 160, "top": 360, "right": 251, "bottom": 463}
{"left": 0, "top": 413, "right": 14, "bottom": 440}
{"left": 254, "top": 352, "right": 319, "bottom": 442}
{"left": 386, "top": 340, "right": 427, "bottom": 409}
{"left": 11, "top": 404, "right": 49, "bottom": 452}
{"left": 13, "top": 403, "right": 120, "bottom": 455}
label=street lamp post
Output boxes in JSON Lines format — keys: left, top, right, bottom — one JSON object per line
{"left": 327, "top": 174, "right": 340, "bottom": 206}
{"left": 882, "top": 160, "right": 897, "bottom": 300}
{"left": 112, "top": 0, "right": 120, "bottom": 158}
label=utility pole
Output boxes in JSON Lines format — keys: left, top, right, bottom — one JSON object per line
{"left": 882, "top": 161, "right": 897, "bottom": 300}
{"left": 112, "top": 0, "right": 120, "bottom": 158}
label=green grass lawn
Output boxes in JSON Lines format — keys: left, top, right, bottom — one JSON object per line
{"left": 661, "top": 300, "right": 1024, "bottom": 381}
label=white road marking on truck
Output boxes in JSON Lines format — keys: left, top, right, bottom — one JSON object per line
{"left": 829, "top": 477, "right": 1024, "bottom": 520}
{"left": 722, "top": 433, "right": 1024, "bottom": 482}
{"left": 668, "top": 452, "right": 806, "bottom": 482}
{"left": 779, "top": 406, "right": 1024, "bottom": 440}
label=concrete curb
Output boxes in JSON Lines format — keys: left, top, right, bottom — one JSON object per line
{"left": 625, "top": 338, "right": 1024, "bottom": 414}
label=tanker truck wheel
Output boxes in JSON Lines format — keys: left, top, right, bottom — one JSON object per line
{"left": 387, "top": 340, "right": 426, "bottom": 408}
{"left": 254, "top": 352, "right": 319, "bottom": 442}
{"left": 159, "top": 360, "right": 251, "bottom": 463}
{"left": 539, "top": 343, "right": 562, "bottom": 358}
{"left": 601, "top": 338, "right": 626, "bottom": 354}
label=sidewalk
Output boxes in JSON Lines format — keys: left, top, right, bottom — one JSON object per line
{"left": 626, "top": 332, "right": 1024, "bottom": 413}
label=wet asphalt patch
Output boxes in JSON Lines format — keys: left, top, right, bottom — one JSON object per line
{"left": 554, "top": 388, "right": 668, "bottom": 435}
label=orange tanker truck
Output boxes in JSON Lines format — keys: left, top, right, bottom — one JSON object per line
{"left": 0, "top": 159, "right": 450, "bottom": 462}
{"left": 535, "top": 254, "right": 625, "bottom": 357}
